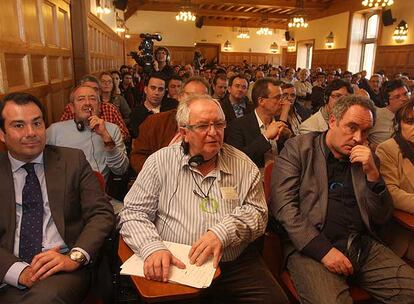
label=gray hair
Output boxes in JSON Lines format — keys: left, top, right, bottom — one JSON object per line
{"left": 69, "top": 84, "right": 100, "bottom": 103}
{"left": 331, "top": 94, "right": 377, "bottom": 125}
{"left": 176, "top": 94, "right": 225, "bottom": 127}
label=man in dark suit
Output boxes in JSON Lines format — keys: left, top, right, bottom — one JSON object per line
{"left": 0, "top": 92, "right": 114, "bottom": 303}
{"left": 225, "top": 78, "right": 291, "bottom": 171}
{"left": 272, "top": 95, "right": 414, "bottom": 303}
{"left": 220, "top": 74, "right": 254, "bottom": 124}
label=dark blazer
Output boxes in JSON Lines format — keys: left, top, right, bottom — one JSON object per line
{"left": 271, "top": 132, "right": 393, "bottom": 259}
{"left": 220, "top": 95, "right": 255, "bottom": 124}
{"left": 0, "top": 146, "right": 115, "bottom": 281}
{"left": 225, "top": 112, "right": 271, "bottom": 169}
{"left": 130, "top": 109, "right": 178, "bottom": 174}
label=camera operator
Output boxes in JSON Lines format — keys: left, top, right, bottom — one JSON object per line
{"left": 153, "top": 46, "right": 174, "bottom": 80}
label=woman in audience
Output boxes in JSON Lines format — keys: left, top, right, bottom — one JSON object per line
{"left": 376, "top": 100, "right": 414, "bottom": 260}
{"left": 111, "top": 70, "right": 122, "bottom": 95}
{"left": 100, "top": 71, "right": 131, "bottom": 126}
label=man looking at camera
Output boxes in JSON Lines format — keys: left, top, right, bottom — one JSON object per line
{"left": 0, "top": 92, "right": 114, "bottom": 303}
{"left": 120, "top": 94, "right": 288, "bottom": 304}
{"left": 272, "top": 95, "right": 414, "bottom": 303}
{"left": 46, "top": 84, "right": 129, "bottom": 180}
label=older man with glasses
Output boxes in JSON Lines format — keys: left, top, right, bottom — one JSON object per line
{"left": 369, "top": 79, "right": 411, "bottom": 150}
{"left": 120, "top": 94, "right": 288, "bottom": 304}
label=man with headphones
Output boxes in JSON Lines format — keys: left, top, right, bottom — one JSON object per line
{"left": 299, "top": 79, "right": 353, "bottom": 134}
{"left": 120, "top": 94, "right": 288, "bottom": 304}
{"left": 153, "top": 47, "right": 174, "bottom": 80}
{"left": 46, "top": 84, "right": 129, "bottom": 180}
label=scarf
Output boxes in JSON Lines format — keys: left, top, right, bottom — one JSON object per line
{"left": 394, "top": 133, "right": 414, "bottom": 166}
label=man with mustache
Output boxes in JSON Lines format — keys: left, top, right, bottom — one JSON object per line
{"left": 46, "top": 84, "right": 129, "bottom": 180}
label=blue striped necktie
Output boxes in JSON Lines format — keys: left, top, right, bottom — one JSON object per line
{"left": 19, "top": 163, "right": 43, "bottom": 263}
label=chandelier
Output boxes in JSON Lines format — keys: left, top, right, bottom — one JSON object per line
{"left": 176, "top": 10, "right": 196, "bottom": 22}
{"left": 256, "top": 27, "right": 273, "bottom": 36}
{"left": 289, "top": 16, "right": 309, "bottom": 28}
{"left": 237, "top": 28, "right": 250, "bottom": 39}
{"left": 361, "top": 0, "right": 394, "bottom": 8}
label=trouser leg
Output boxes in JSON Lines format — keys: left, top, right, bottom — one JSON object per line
{"left": 287, "top": 251, "right": 353, "bottom": 304}
{"left": 356, "top": 240, "right": 414, "bottom": 304}
{"left": 202, "top": 244, "right": 289, "bottom": 304}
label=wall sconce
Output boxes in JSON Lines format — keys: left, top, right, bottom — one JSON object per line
{"left": 223, "top": 40, "right": 232, "bottom": 51}
{"left": 325, "top": 32, "right": 334, "bottom": 48}
{"left": 393, "top": 20, "right": 408, "bottom": 43}
{"left": 287, "top": 38, "right": 296, "bottom": 52}
{"left": 270, "top": 42, "right": 279, "bottom": 53}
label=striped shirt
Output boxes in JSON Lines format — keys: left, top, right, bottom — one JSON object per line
{"left": 119, "top": 143, "right": 267, "bottom": 262}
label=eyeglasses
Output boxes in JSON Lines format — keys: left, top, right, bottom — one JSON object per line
{"left": 330, "top": 93, "right": 346, "bottom": 99}
{"left": 185, "top": 121, "right": 226, "bottom": 133}
{"left": 75, "top": 95, "right": 98, "bottom": 103}
{"left": 100, "top": 80, "right": 113, "bottom": 84}
{"left": 282, "top": 93, "right": 296, "bottom": 99}
{"left": 389, "top": 91, "right": 411, "bottom": 100}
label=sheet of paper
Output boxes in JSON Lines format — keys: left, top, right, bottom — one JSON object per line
{"left": 120, "top": 241, "right": 216, "bottom": 288}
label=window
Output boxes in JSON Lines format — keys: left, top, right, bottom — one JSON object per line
{"left": 361, "top": 13, "right": 379, "bottom": 77}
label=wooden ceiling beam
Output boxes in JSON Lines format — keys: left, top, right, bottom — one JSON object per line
{"left": 203, "top": 18, "right": 287, "bottom": 29}
{"left": 125, "top": 0, "right": 330, "bottom": 19}
{"left": 127, "top": 3, "right": 290, "bottom": 20}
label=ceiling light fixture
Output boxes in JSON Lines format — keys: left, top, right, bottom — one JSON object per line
{"left": 287, "top": 38, "right": 296, "bottom": 52}
{"left": 325, "top": 32, "right": 334, "bottom": 48}
{"left": 288, "top": 0, "right": 309, "bottom": 29}
{"left": 237, "top": 28, "right": 250, "bottom": 39}
{"left": 257, "top": 27, "right": 273, "bottom": 36}
{"left": 176, "top": 10, "right": 196, "bottom": 22}
{"left": 361, "top": 0, "right": 394, "bottom": 8}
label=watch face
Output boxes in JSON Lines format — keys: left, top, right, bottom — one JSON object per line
{"left": 70, "top": 251, "right": 86, "bottom": 263}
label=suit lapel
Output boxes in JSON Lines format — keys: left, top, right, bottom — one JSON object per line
{"left": 43, "top": 147, "right": 66, "bottom": 239}
{"left": 403, "top": 158, "right": 414, "bottom": 190}
{"left": 351, "top": 164, "right": 370, "bottom": 230}
{"left": 0, "top": 153, "right": 16, "bottom": 250}
{"left": 314, "top": 135, "right": 329, "bottom": 222}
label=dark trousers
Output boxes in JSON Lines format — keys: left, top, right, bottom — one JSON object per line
{"left": 199, "top": 244, "right": 288, "bottom": 304}
{"left": 287, "top": 240, "right": 414, "bottom": 304}
{"left": 0, "top": 267, "right": 92, "bottom": 304}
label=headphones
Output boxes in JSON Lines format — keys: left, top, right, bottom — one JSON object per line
{"left": 75, "top": 120, "right": 85, "bottom": 132}
{"left": 155, "top": 47, "right": 171, "bottom": 63}
{"left": 181, "top": 141, "right": 206, "bottom": 167}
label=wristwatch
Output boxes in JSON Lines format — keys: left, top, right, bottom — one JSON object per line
{"left": 69, "top": 249, "right": 87, "bottom": 265}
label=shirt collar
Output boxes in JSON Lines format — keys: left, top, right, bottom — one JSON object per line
{"left": 8, "top": 152, "right": 44, "bottom": 173}
{"left": 179, "top": 146, "right": 232, "bottom": 178}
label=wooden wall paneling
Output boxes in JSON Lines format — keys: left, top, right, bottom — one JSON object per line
{"left": 219, "top": 52, "right": 281, "bottom": 67}
{"left": 0, "top": 0, "right": 73, "bottom": 126}
{"left": 375, "top": 44, "right": 414, "bottom": 78}
{"left": 282, "top": 48, "right": 297, "bottom": 68}
{"left": 87, "top": 13, "right": 124, "bottom": 75}
{"left": 311, "top": 49, "right": 348, "bottom": 72}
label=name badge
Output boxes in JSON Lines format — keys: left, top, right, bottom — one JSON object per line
{"left": 220, "top": 186, "right": 238, "bottom": 200}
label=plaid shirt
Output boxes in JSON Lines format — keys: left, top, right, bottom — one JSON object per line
{"left": 60, "top": 102, "right": 130, "bottom": 140}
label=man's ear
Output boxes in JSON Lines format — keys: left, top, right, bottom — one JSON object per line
{"left": 328, "top": 114, "right": 336, "bottom": 129}
{"left": 0, "top": 129, "right": 5, "bottom": 143}
{"left": 69, "top": 102, "right": 74, "bottom": 113}
{"left": 144, "top": 86, "right": 148, "bottom": 96}
{"left": 179, "top": 126, "right": 187, "bottom": 141}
